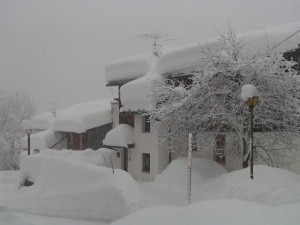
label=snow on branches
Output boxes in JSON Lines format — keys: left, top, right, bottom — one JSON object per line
{"left": 151, "top": 29, "right": 300, "bottom": 168}
{"left": 0, "top": 92, "right": 35, "bottom": 170}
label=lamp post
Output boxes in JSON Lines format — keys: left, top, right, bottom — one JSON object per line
{"left": 241, "top": 84, "right": 259, "bottom": 180}
{"left": 25, "top": 129, "right": 32, "bottom": 155}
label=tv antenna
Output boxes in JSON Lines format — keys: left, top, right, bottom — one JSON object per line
{"left": 135, "top": 33, "right": 175, "bottom": 56}
{"left": 48, "top": 100, "right": 61, "bottom": 117}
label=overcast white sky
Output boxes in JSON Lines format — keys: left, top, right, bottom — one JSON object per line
{"left": 1, "top": 0, "right": 300, "bottom": 113}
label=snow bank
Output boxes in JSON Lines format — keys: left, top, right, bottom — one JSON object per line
{"left": 0, "top": 206, "right": 34, "bottom": 225}
{"left": 198, "top": 165, "right": 300, "bottom": 205}
{"left": 19, "top": 148, "right": 115, "bottom": 184}
{"left": 154, "top": 157, "right": 228, "bottom": 193}
{"left": 13, "top": 149, "right": 144, "bottom": 222}
{"left": 111, "top": 199, "right": 300, "bottom": 225}
{"left": 103, "top": 124, "right": 134, "bottom": 148}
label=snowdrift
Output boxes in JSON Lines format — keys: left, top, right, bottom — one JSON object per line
{"left": 154, "top": 157, "right": 228, "bottom": 193}
{"left": 198, "top": 165, "right": 300, "bottom": 205}
{"left": 12, "top": 149, "right": 144, "bottom": 222}
{"left": 0, "top": 206, "right": 34, "bottom": 225}
{"left": 111, "top": 199, "right": 300, "bottom": 225}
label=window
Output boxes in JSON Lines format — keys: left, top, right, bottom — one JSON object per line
{"left": 142, "top": 153, "right": 150, "bottom": 173}
{"left": 142, "top": 115, "right": 150, "bottom": 132}
{"left": 215, "top": 134, "right": 226, "bottom": 165}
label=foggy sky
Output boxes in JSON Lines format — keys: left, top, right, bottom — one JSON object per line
{"left": 1, "top": 0, "right": 300, "bottom": 113}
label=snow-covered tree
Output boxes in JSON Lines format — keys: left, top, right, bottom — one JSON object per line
{"left": 151, "top": 30, "right": 300, "bottom": 168}
{"left": 0, "top": 92, "right": 35, "bottom": 170}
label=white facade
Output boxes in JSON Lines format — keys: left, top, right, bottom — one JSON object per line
{"left": 107, "top": 106, "right": 169, "bottom": 181}
{"left": 128, "top": 115, "right": 168, "bottom": 181}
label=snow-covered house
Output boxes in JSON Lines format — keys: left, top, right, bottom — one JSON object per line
{"left": 104, "top": 22, "right": 300, "bottom": 179}
{"left": 22, "top": 99, "right": 112, "bottom": 151}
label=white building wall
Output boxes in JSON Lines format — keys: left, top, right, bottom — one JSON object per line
{"left": 111, "top": 101, "right": 119, "bottom": 128}
{"left": 128, "top": 115, "right": 167, "bottom": 181}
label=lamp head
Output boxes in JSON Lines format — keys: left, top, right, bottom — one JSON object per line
{"left": 245, "top": 96, "right": 259, "bottom": 108}
{"left": 25, "top": 129, "right": 32, "bottom": 135}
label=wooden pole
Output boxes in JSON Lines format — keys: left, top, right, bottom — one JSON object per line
{"left": 188, "top": 133, "right": 192, "bottom": 204}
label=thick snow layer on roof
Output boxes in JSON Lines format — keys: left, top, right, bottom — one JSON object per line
{"left": 107, "top": 22, "right": 300, "bottom": 112}
{"left": 120, "top": 70, "right": 164, "bottom": 111}
{"left": 21, "top": 129, "right": 63, "bottom": 150}
{"left": 105, "top": 53, "right": 156, "bottom": 83}
{"left": 157, "top": 22, "right": 300, "bottom": 75}
{"left": 23, "top": 98, "right": 112, "bottom": 133}
{"left": 103, "top": 124, "right": 134, "bottom": 148}
{"left": 106, "top": 22, "right": 300, "bottom": 84}
{"left": 52, "top": 99, "right": 112, "bottom": 133}
{"left": 14, "top": 149, "right": 143, "bottom": 222}
{"left": 22, "top": 113, "right": 54, "bottom": 130}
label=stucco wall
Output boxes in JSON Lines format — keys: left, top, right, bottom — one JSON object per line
{"left": 127, "top": 115, "right": 168, "bottom": 181}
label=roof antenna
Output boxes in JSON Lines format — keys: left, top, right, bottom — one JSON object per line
{"left": 49, "top": 100, "right": 60, "bottom": 117}
{"left": 135, "top": 33, "right": 175, "bottom": 56}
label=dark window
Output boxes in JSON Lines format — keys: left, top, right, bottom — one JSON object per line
{"left": 142, "top": 153, "right": 150, "bottom": 173}
{"left": 142, "top": 115, "right": 150, "bottom": 132}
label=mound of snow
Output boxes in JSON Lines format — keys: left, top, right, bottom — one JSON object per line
{"left": 111, "top": 199, "right": 300, "bottom": 225}
{"left": 13, "top": 150, "right": 144, "bottom": 222}
{"left": 154, "top": 157, "right": 228, "bottom": 193}
{"left": 19, "top": 148, "right": 114, "bottom": 184}
{"left": 0, "top": 206, "right": 34, "bottom": 225}
{"left": 198, "top": 165, "right": 300, "bottom": 205}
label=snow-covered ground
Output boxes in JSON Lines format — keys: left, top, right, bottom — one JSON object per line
{"left": 1, "top": 149, "right": 300, "bottom": 225}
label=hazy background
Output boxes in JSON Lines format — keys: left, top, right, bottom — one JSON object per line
{"left": 1, "top": 0, "right": 300, "bottom": 114}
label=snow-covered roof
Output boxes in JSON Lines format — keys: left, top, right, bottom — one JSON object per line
{"left": 23, "top": 98, "right": 112, "bottom": 133}
{"left": 22, "top": 113, "right": 53, "bottom": 130}
{"left": 52, "top": 99, "right": 112, "bottom": 133}
{"left": 21, "top": 129, "right": 63, "bottom": 150}
{"left": 121, "top": 71, "right": 164, "bottom": 112}
{"left": 105, "top": 53, "right": 156, "bottom": 85}
{"left": 103, "top": 124, "right": 134, "bottom": 148}
{"left": 106, "top": 22, "right": 300, "bottom": 112}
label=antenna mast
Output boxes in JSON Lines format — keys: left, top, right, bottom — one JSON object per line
{"left": 50, "top": 101, "right": 60, "bottom": 117}
{"left": 135, "top": 33, "right": 170, "bottom": 56}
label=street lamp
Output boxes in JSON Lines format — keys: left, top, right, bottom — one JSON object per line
{"left": 241, "top": 84, "right": 259, "bottom": 180}
{"left": 25, "top": 129, "right": 32, "bottom": 155}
